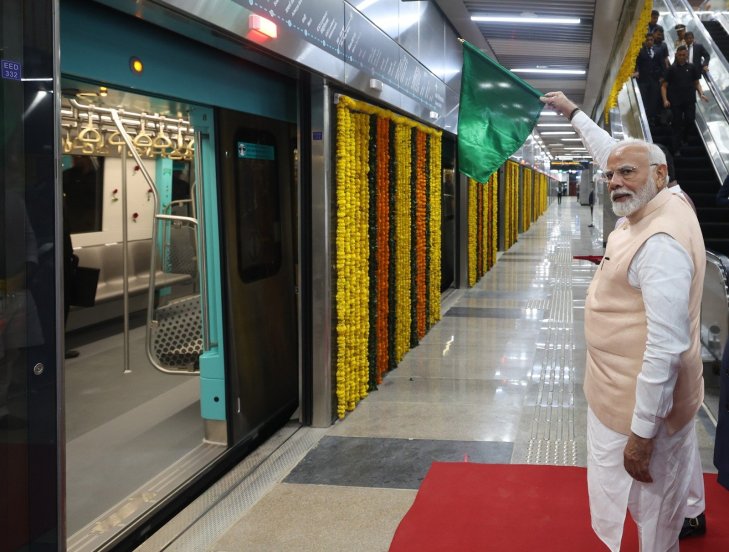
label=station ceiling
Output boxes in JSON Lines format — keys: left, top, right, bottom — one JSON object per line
{"left": 436, "top": 0, "right": 633, "bottom": 161}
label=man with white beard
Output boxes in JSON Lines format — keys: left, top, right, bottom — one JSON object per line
{"left": 540, "top": 91, "right": 707, "bottom": 550}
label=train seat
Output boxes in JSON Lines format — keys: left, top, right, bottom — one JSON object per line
{"left": 74, "top": 240, "right": 192, "bottom": 304}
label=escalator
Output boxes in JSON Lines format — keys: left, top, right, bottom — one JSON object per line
{"left": 702, "top": 20, "right": 729, "bottom": 62}
{"left": 649, "top": 123, "right": 729, "bottom": 255}
{"left": 650, "top": 0, "right": 729, "bottom": 256}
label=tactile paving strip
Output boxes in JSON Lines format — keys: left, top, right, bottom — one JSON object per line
{"left": 525, "top": 244, "right": 580, "bottom": 466}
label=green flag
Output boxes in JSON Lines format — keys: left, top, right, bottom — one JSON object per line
{"left": 458, "top": 41, "right": 544, "bottom": 183}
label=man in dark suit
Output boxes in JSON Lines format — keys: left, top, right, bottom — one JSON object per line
{"left": 634, "top": 33, "right": 664, "bottom": 122}
{"left": 684, "top": 32, "right": 710, "bottom": 72}
{"left": 661, "top": 45, "right": 708, "bottom": 156}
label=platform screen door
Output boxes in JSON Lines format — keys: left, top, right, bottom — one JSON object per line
{"left": 0, "top": 1, "right": 61, "bottom": 549}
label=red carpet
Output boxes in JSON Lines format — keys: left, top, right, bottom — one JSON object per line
{"left": 389, "top": 463, "right": 729, "bottom": 551}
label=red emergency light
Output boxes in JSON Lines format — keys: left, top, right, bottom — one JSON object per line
{"left": 248, "top": 14, "right": 277, "bottom": 41}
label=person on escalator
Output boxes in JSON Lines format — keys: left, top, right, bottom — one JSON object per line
{"left": 661, "top": 46, "right": 708, "bottom": 157}
{"left": 652, "top": 26, "right": 671, "bottom": 69}
{"left": 684, "top": 32, "right": 710, "bottom": 73}
{"left": 634, "top": 33, "right": 664, "bottom": 124}
{"left": 674, "top": 24, "right": 687, "bottom": 49}
{"left": 648, "top": 10, "right": 661, "bottom": 35}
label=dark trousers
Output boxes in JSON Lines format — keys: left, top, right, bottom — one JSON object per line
{"left": 670, "top": 100, "right": 696, "bottom": 152}
{"left": 638, "top": 79, "right": 661, "bottom": 120}
{"left": 716, "top": 340, "right": 729, "bottom": 490}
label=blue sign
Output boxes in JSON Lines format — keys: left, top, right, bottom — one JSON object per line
{"left": 1, "top": 60, "right": 22, "bottom": 81}
{"left": 312, "top": 131, "right": 323, "bottom": 141}
{"left": 237, "top": 141, "right": 275, "bottom": 160}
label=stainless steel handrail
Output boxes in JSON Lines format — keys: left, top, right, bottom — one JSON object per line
{"left": 629, "top": 77, "right": 654, "bottom": 142}
{"left": 703, "top": 250, "right": 729, "bottom": 362}
{"left": 69, "top": 99, "right": 201, "bottom": 376}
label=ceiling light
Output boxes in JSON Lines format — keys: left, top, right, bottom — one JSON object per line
{"left": 511, "top": 68, "right": 586, "bottom": 75}
{"left": 537, "top": 123, "right": 573, "bottom": 127}
{"left": 541, "top": 131, "right": 576, "bottom": 135}
{"left": 471, "top": 15, "right": 580, "bottom": 24}
{"left": 540, "top": 111, "right": 558, "bottom": 116}
{"left": 561, "top": 138, "right": 583, "bottom": 141}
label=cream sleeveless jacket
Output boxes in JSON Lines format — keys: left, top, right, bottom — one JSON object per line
{"left": 584, "top": 188, "right": 705, "bottom": 436}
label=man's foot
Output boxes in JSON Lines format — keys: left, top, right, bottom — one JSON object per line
{"left": 679, "top": 512, "right": 706, "bottom": 539}
{"left": 65, "top": 349, "right": 80, "bottom": 359}
{"left": 588, "top": 224, "right": 594, "bottom": 227}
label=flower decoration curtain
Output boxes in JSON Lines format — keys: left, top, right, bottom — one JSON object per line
{"left": 467, "top": 172, "right": 499, "bottom": 287}
{"left": 335, "top": 95, "right": 442, "bottom": 419}
{"left": 504, "top": 161, "right": 520, "bottom": 250}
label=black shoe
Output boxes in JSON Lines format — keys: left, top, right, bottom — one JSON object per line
{"left": 65, "top": 349, "right": 80, "bottom": 359}
{"left": 679, "top": 512, "right": 706, "bottom": 539}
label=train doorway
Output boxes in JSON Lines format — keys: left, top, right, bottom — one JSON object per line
{"left": 61, "top": 82, "right": 226, "bottom": 551}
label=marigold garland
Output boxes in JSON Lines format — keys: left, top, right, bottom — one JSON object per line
{"left": 467, "top": 173, "right": 499, "bottom": 287}
{"left": 428, "top": 134, "right": 442, "bottom": 326}
{"left": 468, "top": 178, "right": 478, "bottom": 287}
{"left": 335, "top": 95, "right": 443, "bottom": 417}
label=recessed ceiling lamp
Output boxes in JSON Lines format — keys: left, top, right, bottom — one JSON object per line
{"left": 471, "top": 15, "right": 580, "bottom": 24}
{"left": 537, "top": 123, "right": 573, "bottom": 127}
{"left": 541, "top": 131, "right": 576, "bottom": 135}
{"left": 511, "top": 68, "right": 586, "bottom": 75}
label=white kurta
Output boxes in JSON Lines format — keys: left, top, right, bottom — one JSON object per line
{"left": 571, "top": 111, "right": 705, "bottom": 546}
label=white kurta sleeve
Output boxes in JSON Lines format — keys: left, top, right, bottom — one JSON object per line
{"left": 571, "top": 111, "right": 617, "bottom": 169}
{"left": 627, "top": 233, "right": 694, "bottom": 438}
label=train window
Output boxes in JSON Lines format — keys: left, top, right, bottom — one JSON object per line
{"left": 63, "top": 155, "right": 104, "bottom": 234}
{"left": 234, "top": 129, "right": 282, "bottom": 282}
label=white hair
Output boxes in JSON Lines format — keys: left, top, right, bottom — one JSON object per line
{"left": 608, "top": 138, "right": 669, "bottom": 185}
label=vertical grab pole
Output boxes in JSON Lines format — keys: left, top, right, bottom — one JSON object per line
{"left": 193, "top": 130, "right": 210, "bottom": 351}
{"left": 121, "top": 144, "right": 131, "bottom": 374}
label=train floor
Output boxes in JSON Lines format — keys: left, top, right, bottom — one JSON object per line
{"left": 137, "top": 197, "right": 720, "bottom": 551}
{"left": 64, "top": 319, "right": 216, "bottom": 538}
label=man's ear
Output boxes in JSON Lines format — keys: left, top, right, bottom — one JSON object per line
{"left": 655, "top": 164, "right": 668, "bottom": 189}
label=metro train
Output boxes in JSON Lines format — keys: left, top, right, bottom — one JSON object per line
{"left": 1, "top": 1, "right": 556, "bottom": 550}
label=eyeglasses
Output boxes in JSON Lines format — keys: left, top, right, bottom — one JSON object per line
{"left": 603, "top": 163, "right": 659, "bottom": 183}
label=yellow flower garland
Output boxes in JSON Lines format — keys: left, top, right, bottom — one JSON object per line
{"left": 468, "top": 178, "right": 478, "bottom": 287}
{"left": 428, "top": 135, "right": 442, "bottom": 326}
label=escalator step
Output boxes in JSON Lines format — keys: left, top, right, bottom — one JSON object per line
{"left": 697, "top": 207, "right": 729, "bottom": 222}
{"left": 692, "top": 193, "right": 725, "bottom": 207}
{"left": 700, "top": 223, "right": 729, "bottom": 238}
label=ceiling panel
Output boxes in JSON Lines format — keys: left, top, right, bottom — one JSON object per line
{"left": 457, "top": 0, "right": 597, "bottom": 160}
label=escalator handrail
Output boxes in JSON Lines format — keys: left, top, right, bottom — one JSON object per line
{"left": 629, "top": 76, "right": 653, "bottom": 142}
{"left": 707, "top": 250, "right": 729, "bottom": 308}
{"left": 703, "top": 250, "right": 729, "bottom": 362}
